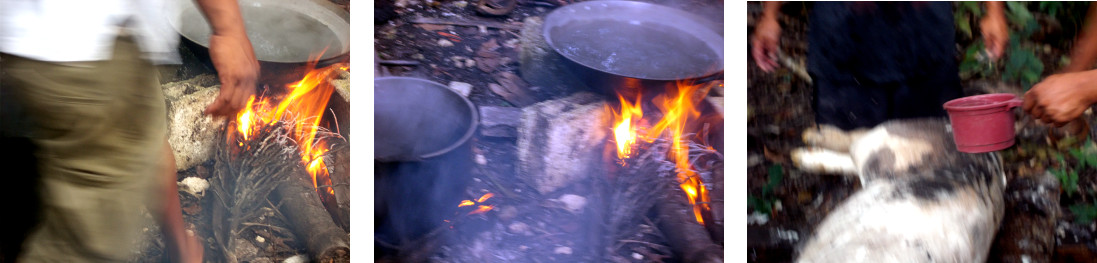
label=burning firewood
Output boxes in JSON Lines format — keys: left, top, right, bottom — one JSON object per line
{"left": 211, "top": 121, "right": 350, "bottom": 263}
{"left": 609, "top": 137, "right": 724, "bottom": 263}
{"left": 210, "top": 123, "right": 297, "bottom": 263}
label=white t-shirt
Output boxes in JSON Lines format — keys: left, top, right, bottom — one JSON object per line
{"left": 0, "top": 0, "right": 181, "bottom": 64}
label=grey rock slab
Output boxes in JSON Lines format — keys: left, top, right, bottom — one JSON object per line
{"left": 517, "top": 92, "right": 607, "bottom": 194}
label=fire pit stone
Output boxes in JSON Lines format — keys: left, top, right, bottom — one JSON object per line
{"left": 164, "top": 74, "right": 226, "bottom": 171}
{"left": 517, "top": 92, "right": 607, "bottom": 194}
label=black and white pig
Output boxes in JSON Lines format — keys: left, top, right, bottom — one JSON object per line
{"left": 790, "top": 118, "right": 1007, "bottom": 263}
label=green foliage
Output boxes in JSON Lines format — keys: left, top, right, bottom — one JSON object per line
{"left": 956, "top": 2, "right": 1046, "bottom": 90}
{"left": 749, "top": 164, "right": 784, "bottom": 215}
{"left": 1053, "top": 139, "right": 1097, "bottom": 197}
{"left": 1069, "top": 203, "right": 1097, "bottom": 224}
{"left": 1051, "top": 165, "right": 1080, "bottom": 197}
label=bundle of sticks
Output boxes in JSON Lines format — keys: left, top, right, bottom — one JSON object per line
{"left": 602, "top": 137, "right": 723, "bottom": 263}
{"left": 210, "top": 122, "right": 349, "bottom": 262}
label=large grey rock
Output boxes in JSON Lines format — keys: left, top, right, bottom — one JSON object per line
{"left": 163, "top": 75, "right": 225, "bottom": 171}
{"left": 517, "top": 92, "right": 607, "bottom": 194}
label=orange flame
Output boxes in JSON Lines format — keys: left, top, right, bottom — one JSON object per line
{"left": 230, "top": 54, "right": 346, "bottom": 196}
{"left": 609, "top": 94, "right": 643, "bottom": 159}
{"left": 609, "top": 80, "right": 712, "bottom": 224}
{"left": 458, "top": 200, "right": 475, "bottom": 207}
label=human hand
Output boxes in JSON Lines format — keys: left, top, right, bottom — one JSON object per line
{"left": 980, "top": 4, "right": 1009, "bottom": 60}
{"left": 751, "top": 15, "right": 781, "bottom": 72}
{"left": 204, "top": 33, "right": 259, "bottom": 117}
{"left": 171, "top": 231, "right": 204, "bottom": 263}
{"left": 1023, "top": 71, "right": 1097, "bottom": 126}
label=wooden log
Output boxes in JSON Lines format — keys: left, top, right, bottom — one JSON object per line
{"left": 329, "top": 143, "right": 351, "bottom": 232}
{"left": 212, "top": 123, "right": 349, "bottom": 263}
{"left": 273, "top": 164, "right": 350, "bottom": 263}
{"left": 655, "top": 183, "right": 723, "bottom": 263}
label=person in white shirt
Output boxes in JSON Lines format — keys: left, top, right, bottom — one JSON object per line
{"left": 0, "top": 0, "right": 258, "bottom": 262}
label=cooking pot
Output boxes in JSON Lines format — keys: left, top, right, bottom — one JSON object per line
{"left": 168, "top": 0, "right": 349, "bottom": 84}
{"left": 373, "top": 77, "right": 478, "bottom": 247}
{"left": 542, "top": 0, "right": 723, "bottom": 94}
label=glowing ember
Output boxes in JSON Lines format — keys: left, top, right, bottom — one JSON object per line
{"left": 456, "top": 193, "right": 496, "bottom": 215}
{"left": 468, "top": 205, "right": 494, "bottom": 215}
{"left": 476, "top": 193, "right": 494, "bottom": 203}
{"left": 229, "top": 54, "right": 346, "bottom": 196}
{"left": 608, "top": 80, "right": 713, "bottom": 224}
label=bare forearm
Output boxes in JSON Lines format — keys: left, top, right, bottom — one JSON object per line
{"left": 158, "top": 140, "right": 189, "bottom": 260}
{"left": 193, "top": 0, "right": 248, "bottom": 36}
{"left": 985, "top": 1, "right": 1004, "bottom": 17}
{"left": 1065, "top": 3, "right": 1097, "bottom": 73}
{"left": 762, "top": 1, "right": 782, "bottom": 21}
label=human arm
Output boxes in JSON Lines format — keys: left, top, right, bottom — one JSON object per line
{"left": 158, "top": 140, "right": 204, "bottom": 263}
{"left": 193, "top": 0, "right": 260, "bottom": 117}
{"left": 751, "top": 1, "right": 782, "bottom": 72}
{"left": 1022, "top": 2, "right": 1097, "bottom": 127}
{"left": 1023, "top": 70, "right": 1097, "bottom": 126}
{"left": 1062, "top": 2, "right": 1097, "bottom": 73}
{"left": 981, "top": 1, "right": 1009, "bottom": 60}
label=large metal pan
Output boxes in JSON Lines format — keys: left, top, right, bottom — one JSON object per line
{"left": 169, "top": 0, "right": 349, "bottom": 64}
{"left": 543, "top": 0, "right": 723, "bottom": 93}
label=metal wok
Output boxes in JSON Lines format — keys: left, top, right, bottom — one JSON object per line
{"left": 169, "top": 0, "right": 349, "bottom": 64}
{"left": 542, "top": 0, "right": 723, "bottom": 93}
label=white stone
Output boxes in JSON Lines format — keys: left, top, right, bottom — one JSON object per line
{"left": 631, "top": 252, "right": 643, "bottom": 260}
{"left": 554, "top": 246, "right": 572, "bottom": 255}
{"left": 438, "top": 39, "right": 454, "bottom": 47}
{"left": 475, "top": 154, "right": 487, "bottom": 165}
{"left": 256, "top": 235, "right": 265, "bottom": 243}
{"left": 507, "top": 222, "right": 531, "bottom": 236}
{"left": 448, "top": 81, "right": 473, "bottom": 97}
{"left": 557, "top": 194, "right": 587, "bottom": 213}
{"left": 178, "top": 177, "right": 210, "bottom": 197}
{"left": 282, "top": 255, "right": 308, "bottom": 263}
{"left": 747, "top": 211, "right": 770, "bottom": 225}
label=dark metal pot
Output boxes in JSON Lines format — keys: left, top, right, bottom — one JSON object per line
{"left": 542, "top": 0, "right": 723, "bottom": 94}
{"left": 168, "top": 0, "right": 350, "bottom": 85}
{"left": 373, "top": 77, "right": 478, "bottom": 248}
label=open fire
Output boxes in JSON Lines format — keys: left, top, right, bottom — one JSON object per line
{"left": 607, "top": 81, "right": 714, "bottom": 224}
{"left": 228, "top": 54, "right": 348, "bottom": 198}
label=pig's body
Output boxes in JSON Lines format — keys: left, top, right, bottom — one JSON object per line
{"left": 792, "top": 118, "right": 1006, "bottom": 263}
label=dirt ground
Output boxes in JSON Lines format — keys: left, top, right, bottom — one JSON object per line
{"left": 375, "top": 0, "right": 724, "bottom": 262}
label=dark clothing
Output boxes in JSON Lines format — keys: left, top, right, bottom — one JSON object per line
{"left": 808, "top": 2, "right": 962, "bottom": 129}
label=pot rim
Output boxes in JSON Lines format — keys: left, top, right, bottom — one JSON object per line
{"left": 374, "top": 76, "right": 479, "bottom": 160}
{"left": 542, "top": 0, "right": 724, "bottom": 81}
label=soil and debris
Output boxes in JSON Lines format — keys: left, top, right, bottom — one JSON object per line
{"left": 376, "top": 0, "right": 724, "bottom": 262}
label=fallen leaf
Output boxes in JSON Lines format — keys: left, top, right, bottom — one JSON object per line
{"left": 490, "top": 72, "right": 537, "bottom": 106}
{"left": 416, "top": 24, "right": 448, "bottom": 31}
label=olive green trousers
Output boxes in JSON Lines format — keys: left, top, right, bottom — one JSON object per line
{"left": 1, "top": 36, "right": 166, "bottom": 262}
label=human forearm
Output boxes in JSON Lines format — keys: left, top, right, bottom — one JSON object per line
{"left": 193, "top": 0, "right": 247, "bottom": 37}
{"left": 985, "top": 1, "right": 1004, "bottom": 18}
{"left": 1065, "top": 3, "right": 1097, "bottom": 73}
{"left": 761, "top": 1, "right": 781, "bottom": 22}
{"left": 158, "top": 140, "right": 200, "bottom": 262}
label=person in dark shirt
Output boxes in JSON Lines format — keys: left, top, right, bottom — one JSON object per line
{"left": 753, "top": 2, "right": 1008, "bottom": 130}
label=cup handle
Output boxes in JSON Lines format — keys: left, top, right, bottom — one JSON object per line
{"left": 1006, "top": 98, "right": 1024, "bottom": 109}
